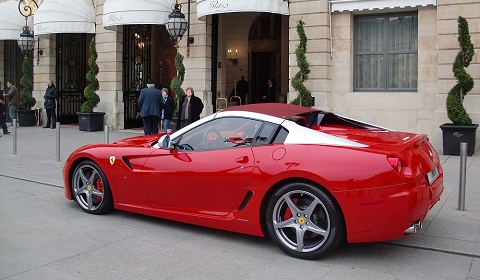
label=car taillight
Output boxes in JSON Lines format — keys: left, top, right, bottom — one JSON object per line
{"left": 388, "top": 156, "right": 402, "bottom": 173}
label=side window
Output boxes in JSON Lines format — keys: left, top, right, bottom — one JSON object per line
{"left": 253, "top": 123, "right": 289, "bottom": 145}
{"left": 176, "top": 117, "right": 263, "bottom": 151}
{"left": 272, "top": 127, "right": 288, "bottom": 144}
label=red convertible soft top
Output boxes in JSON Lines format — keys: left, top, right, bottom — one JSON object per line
{"left": 221, "top": 103, "right": 320, "bottom": 119}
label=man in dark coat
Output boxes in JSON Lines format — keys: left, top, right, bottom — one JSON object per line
{"left": 160, "top": 88, "right": 175, "bottom": 133}
{"left": 176, "top": 87, "right": 204, "bottom": 130}
{"left": 138, "top": 79, "right": 162, "bottom": 135}
{"left": 262, "top": 78, "right": 276, "bottom": 103}
{"left": 43, "top": 79, "right": 58, "bottom": 129}
{"left": 0, "top": 81, "right": 10, "bottom": 135}
{"left": 235, "top": 75, "right": 248, "bottom": 105}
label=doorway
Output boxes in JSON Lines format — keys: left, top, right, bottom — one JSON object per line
{"left": 248, "top": 14, "right": 282, "bottom": 103}
{"left": 56, "top": 33, "right": 89, "bottom": 124}
{"left": 122, "top": 25, "right": 176, "bottom": 129}
{"left": 249, "top": 52, "right": 276, "bottom": 103}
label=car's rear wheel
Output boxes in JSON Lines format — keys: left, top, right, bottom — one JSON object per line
{"left": 266, "top": 182, "right": 344, "bottom": 259}
{"left": 71, "top": 160, "right": 113, "bottom": 215}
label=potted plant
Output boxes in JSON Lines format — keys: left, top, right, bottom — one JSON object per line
{"left": 17, "top": 57, "right": 37, "bottom": 126}
{"left": 77, "top": 37, "right": 105, "bottom": 132}
{"left": 439, "top": 16, "right": 478, "bottom": 156}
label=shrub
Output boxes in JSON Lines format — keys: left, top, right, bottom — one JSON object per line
{"left": 18, "top": 57, "right": 36, "bottom": 110}
{"left": 446, "top": 16, "right": 474, "bottom": 125}
{"left": 81, "top": 37, "right": 100, "bottom": 113}
{"left": 171, "top": 52, "right": 185, "bottom": 115}
{"left": 290, "top": 20, "right": 313, "bottom": 107}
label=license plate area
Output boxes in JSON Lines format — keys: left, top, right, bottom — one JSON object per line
{"left": 426, "top": 166, "right": 439, "bottom": 185}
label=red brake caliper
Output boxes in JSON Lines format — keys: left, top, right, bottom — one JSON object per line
{"left": 95, "top": 178, "right": 103, "bottom": 203}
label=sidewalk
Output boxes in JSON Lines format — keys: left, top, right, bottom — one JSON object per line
{"left": 1, "top": 124, "right": 479, "bottom": 258}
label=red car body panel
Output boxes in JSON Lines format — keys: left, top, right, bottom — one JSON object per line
{"left": 63, "top": 104, "right": 443, "bottom": 244}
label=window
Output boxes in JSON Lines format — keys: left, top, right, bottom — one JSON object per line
{"left": 176, "top": 117, "right": 263, "bottom": 151}
{"left": 354, "top": 13, "right": 418, "bottom": 91}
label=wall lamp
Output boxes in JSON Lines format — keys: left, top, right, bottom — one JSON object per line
{"left": 17, "top": 0, "right": 38, "bottom": 56}
{"left": 227, "top": 49, "right": 238, "bottom": 66}
{"left": 37, "top": 37, "right": 43, "bottom": 65}
{"left": 166, "top": 0, "right": 194, "bottom": 56}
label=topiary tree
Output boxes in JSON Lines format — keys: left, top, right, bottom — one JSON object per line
{"left": 171, "top": 52, "right": 185, "bottom": 115}
{"left": 446, "top": 16, "right": 474, "bottom": 125}
{"left": 290, "top": 20, "right": 313, "bottom": 107}
{"left": 81, "top": 37, "right": 100, "bottom": 113}
{"left": 18, "top": 57, "right": 36, "bottom": 110}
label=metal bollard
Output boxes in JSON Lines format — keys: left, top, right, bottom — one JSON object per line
{"left": 56, "top": 122, "right": 60, "bottom": 162}
{"left": 13, "top": 119, "right": 17, "bottom": 155}
{"left": 458, "top": 142, "right": 468, "bottom": 211}
{"left": 104, "top": 125, "right": 109, "bottom": 144}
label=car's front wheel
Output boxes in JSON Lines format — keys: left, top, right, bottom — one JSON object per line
{"left": 71, "top": 160, "right": 113, "bottom": 215}
{"left": 266, "top": 182, "right": 344, "bottom": 259}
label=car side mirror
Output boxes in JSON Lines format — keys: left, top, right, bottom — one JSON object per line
{"left": 159, "top": 135, "right": 174, "bottom": 150}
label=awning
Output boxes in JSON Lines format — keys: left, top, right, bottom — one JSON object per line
{"left": 103, "top": 0, "right": 175, "bottom": 29}
{"left": 0, "top": 0, "right": 33, "bottom": 40}
{"left": 33, "top": 0, "right": 95, "bottom": 35}
{"left": 196, "top": 0, "right": 289, "bottom": 20}
{"left": 330, "top": 0, "right": 437, "bottom": 12}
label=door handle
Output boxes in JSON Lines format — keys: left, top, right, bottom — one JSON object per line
{"left": 235, "top": 156, "right": 249, "bottom": 164}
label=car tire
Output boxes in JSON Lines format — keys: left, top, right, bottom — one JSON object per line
{"left": 266, "top": 182, "right": 344, "bottom": 259}
{"left": 71, "top": 160, "right": 113, "bottom": 215}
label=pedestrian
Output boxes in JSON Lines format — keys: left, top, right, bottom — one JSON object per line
{"left": 160, "top": 88, "right": 175, "bottom": 133}
{"left": 235, "top": 75, "right": 248, "bottom": 105}
{"left": 43, "top": 79, "right": 58, "bottom": 129}
{"left": 262, "top": 78, "right": 276, "bottom": 103}
{"left": 176, "top": 87, "right": 204, "bottom": 130}
{"left": 138, "top": 79, "right": 162, "bottom": 135}
{"left": 0, "top": 81, "right": 11, "bottom": 136}
{"left": 3, "top": 81, "right": 20, "bottom": 125}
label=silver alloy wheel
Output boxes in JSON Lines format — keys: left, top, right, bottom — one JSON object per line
{"left": 72, "top": 163, "right": 105, "bottom": 212}
{"left": 271, "top": 190, "right": 331, "bottom": 253}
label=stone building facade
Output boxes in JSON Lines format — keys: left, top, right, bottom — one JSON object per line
{"left": 0, "top": 0, "right": 479, "bottom": 153}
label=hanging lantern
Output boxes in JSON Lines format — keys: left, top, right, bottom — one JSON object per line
{"left": 166, "top": 3, "right": 188, "bottom": 47}
{"left": 17, "top": 25, "right": 35, "bottom": 52}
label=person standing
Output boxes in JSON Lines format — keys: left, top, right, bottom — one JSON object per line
{"left": 138, "top": 79, "right": 162, "bottom": 135}
{"left": 176, "top": 87, "right": 204, "bottom": 130}
{"left": 236, "top": 75, "right": 249, "bottom": 105}
{"left": 43, "top": 79, "right": 58, "bottom": 129}
{"left": 0, "top": 81, "right": 10, "bottom": 135}
{"left": 160, "top": 88, "right": 175, "bottom": 133}
{"left": 3, "top": 81, "right": 20, "bottom": 124}
{"left": 262, "top": 78, "right": 276, "bottom": 103}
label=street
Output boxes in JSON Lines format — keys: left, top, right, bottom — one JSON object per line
{"left": 0, "top": 125, "right": 479, "bottom": 280}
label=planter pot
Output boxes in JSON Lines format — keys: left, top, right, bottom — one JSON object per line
{"left": 17, "top": 110, "right": 36, "bottom": 127}
{"left": 77, "top": 112, "right": 106, "bottom": 132}
{"left": 439, "top": 123, "right": 478, "bottom": 156}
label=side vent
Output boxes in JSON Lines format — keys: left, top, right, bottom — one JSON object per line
{"left": 122, "top": 157, "right": 133, "bottom": 170}
{"left": 238, "top": 191, "right": 253, "bottom": 211}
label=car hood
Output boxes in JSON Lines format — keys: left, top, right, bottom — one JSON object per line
{"left": 113, "top": 134, "right": 163, "bottom": 147}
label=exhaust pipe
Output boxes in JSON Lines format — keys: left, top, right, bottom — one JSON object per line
{"left": 404, "top": 220, "right": 422, "bottom": 234}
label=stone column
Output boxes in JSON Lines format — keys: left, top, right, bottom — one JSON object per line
{"left": 288, "top": 0, "right": 331, "bottom": 109}
{"left": 33, "top": 34, "right": 56, "bottom": 118}
{"left": 95, "top": 0, "right": 124, "bottom": 130}
{"left": 178, "top": 0, "right": 213, "bottom": 117}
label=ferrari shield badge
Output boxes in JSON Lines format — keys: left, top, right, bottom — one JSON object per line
{"left": 109, "top": 156, "right": 115, "bottom": 165}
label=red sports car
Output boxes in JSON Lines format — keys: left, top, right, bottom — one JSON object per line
{"left": 63, "top": 103, "right": 443, "bottom": 259}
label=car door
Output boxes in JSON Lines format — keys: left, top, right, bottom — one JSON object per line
{"left": 142, "top": 117, "right": 263, "bottom": 216}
